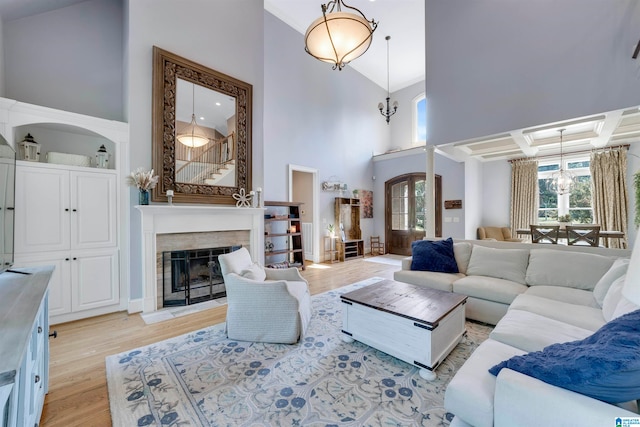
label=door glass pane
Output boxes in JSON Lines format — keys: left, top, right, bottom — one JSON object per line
{"left": 414, "top": 179, "right": 425, "bottom": 231}
{"left": 391, "top": 182, "right": 408, "bottom": 230}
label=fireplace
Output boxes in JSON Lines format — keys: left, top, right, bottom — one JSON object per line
{"left": 135, "top": 205, "right": 264, "bottom": 313}
{"left": 162, "top": 245, "right": 240, "bottom": 306}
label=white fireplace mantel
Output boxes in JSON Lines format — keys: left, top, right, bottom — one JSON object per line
{"left": 135, "top": 205, "right": 265, "bottom": 313}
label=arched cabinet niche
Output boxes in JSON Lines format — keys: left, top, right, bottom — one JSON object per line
{"left": 0, "top": 97, "right": 130, "bottom": 325}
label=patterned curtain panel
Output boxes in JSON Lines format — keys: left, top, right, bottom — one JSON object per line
{"left": 590, "top": 149, "right": 628, "bottom": 249}
{"left": 510, "top": 159, "right": 539, "bottom": 240}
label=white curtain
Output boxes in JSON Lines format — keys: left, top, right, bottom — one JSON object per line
{"left": 590, "top": 149, "right": 628, "bottom": 249}
{"left": 510, "top": 159, "right": 539, "bottom": 240}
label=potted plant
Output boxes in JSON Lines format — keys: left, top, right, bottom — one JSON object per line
{"left": 327, "top": 224, "right": 335, "bottom": 238}
{"left": 557, "top": 214, "right": 572, "bottom": 229}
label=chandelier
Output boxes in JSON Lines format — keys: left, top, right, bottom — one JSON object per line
{"left": 304, "top": 0, "right": 377, "bottom": 70}
{"left": 378, "top": 35, "right": 398, "bottom": 124}
{"left": 549, "top": 128, "right": 576, "bottom": 195}
{"left": 176, "top": 83, "right": 209, "bottom": 148}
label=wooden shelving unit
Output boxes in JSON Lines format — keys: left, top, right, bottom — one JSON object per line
{"left": 323, "top": 236, "right": 339, "bottom": 263}
{"left": 335, "top": 197, "right": 364, "bottom": 261}
{"left": 264, "top": 201, "right": 305, "bottom": 270}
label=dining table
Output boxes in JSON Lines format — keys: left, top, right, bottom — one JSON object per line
{"left": 516, "top": 228, "right": 625, "bottom": 241}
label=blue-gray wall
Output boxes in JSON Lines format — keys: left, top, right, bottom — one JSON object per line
{"left": 426, "top": 0, "right": 640, "bottom": 146}
{"left": 3, "top": 0, "right": 124, "bottom": 121}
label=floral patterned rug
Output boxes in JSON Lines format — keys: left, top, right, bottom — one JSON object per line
{"left": 106, "top": 277, "right": 491, "bottom": 426}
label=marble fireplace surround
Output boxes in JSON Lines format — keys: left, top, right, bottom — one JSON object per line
{"left": 136, "top": 205, "right": 264, "bottom": 313}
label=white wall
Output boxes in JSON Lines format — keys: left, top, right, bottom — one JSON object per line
{"left": 388, "top": 80, "right": 425, "bottom": 151}
{"left": 425, "top": 0, "right": 640, "bottom": 146}
{"left": 3, "top": 0, "right": 124, "bottom": 121}
{"left": 480, "top": 160, "right": 511, "bottom": 227}
{"left": 263, "top": 11, "right": 389, "bottom": 244}
{"left": 464, "top": 158, "right": 482, "bottom": 239}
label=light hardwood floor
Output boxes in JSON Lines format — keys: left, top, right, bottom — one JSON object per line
{"left": 40, "top": 257, "right": 399, "bottom": 427}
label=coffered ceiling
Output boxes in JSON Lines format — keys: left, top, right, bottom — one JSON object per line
{"left": 435, "top": 106, "right": 640, "bottom": 162}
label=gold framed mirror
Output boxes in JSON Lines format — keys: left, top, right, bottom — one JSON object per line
{"left": 152, "top": 46, "right": 252, "bottom": 204}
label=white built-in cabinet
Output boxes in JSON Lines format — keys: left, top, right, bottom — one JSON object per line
{"left": 15, "top": 163, "right": 119, "bottom": 319}
{"left": 0, "top": 97, "right": 129, "bottom": 325}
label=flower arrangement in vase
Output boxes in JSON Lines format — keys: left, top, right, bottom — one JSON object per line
{"left": 327, "top": 224, "right": 335, "bottom": 238}
{"left": 126, "top": 167, "right": 159, "bottom": 205}
{"left": 557, "top": 214, "right": 572, "bottom": 229}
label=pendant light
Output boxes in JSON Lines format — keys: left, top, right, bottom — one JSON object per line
{"left": 177, "top": 83, "right": 209, "bottom": 148}
{"left": 304, "top": 0, "right": 377, "bottom": 70}
{"left": 378, "top": 35, "right": 398, "bottom": 124}
{"left": 549, "top": 129, "right": 576, "bottom": 195}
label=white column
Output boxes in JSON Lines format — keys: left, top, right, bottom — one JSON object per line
{"left": 425, "top": 146, "right": 436, "bottom": 239}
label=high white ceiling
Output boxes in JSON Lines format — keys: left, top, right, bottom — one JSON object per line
{"left": 265, "top": 0, "right": 425, "bottom": 93}
{"left": 435, "top": 105, "right": 640, "bottom": 163}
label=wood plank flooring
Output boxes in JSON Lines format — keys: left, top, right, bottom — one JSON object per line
{"left": 40, "top": 257, "right": 399, "bottom": 427}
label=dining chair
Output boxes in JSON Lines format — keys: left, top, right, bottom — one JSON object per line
{"left": 530, "top": 225, "right": 560, "bottom": 244}
{"left": 370, "top": 236, "right": 385, "bottom": 255}
{"left": 565, "top": 225, "right": 601, "bottom": 247}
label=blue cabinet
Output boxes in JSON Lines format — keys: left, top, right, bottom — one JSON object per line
{"left": 0, "top": 266, "right": 52, "bottom": 427}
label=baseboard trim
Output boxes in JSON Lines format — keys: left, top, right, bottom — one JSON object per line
{"left": 128, "top": 299, "right": 144, "bottom": 314}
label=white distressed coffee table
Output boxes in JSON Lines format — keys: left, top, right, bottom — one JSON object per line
{"left": 341, "top": 279, "right": 467, "bottom": 380}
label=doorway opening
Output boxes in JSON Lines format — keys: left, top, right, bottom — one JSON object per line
{"left": 385, "top": 173, "right": 442, "bottom": 255}
{"left": 289, "top": 165, "right": 319, "bottom": 263}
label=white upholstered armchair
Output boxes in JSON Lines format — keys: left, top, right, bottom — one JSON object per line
{"left": 217, "top": 247, "right": 311, "bottom": 344}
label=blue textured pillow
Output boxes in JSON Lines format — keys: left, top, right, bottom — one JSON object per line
{"left": 489, "top": 309, "right": 640, "bottom": 403}
{"left": 410, "top": 238, "right": 459, "bottom": 273}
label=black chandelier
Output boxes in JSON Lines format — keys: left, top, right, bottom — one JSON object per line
{"left": 378, "top": 36, "right": 398, "bottom": 124}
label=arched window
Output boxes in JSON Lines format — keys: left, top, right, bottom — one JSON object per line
{"left": 412, "top": 93, "right": 426, "bottom": 145}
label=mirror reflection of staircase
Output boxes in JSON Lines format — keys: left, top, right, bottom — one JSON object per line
{"left": 175, "top": 131, "right": 236, "bottom": 185}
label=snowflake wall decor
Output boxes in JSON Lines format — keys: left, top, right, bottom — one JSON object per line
{"left": 233, "top": 188, "right": 253, "bottom": 207}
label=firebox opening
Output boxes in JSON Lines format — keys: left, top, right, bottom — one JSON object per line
{"left": 162, "top": 245, "right": 240, "bottom": 307}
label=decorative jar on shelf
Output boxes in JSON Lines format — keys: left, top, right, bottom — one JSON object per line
{"left": 139, "top": 190, "right": 150, "bottom": 205}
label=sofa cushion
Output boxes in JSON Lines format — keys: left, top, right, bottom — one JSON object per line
{"left": 489, "top": 309, "right": 640, "bottom": 404}
{"left": 240, "top": 262, "right": 266, "bottom": 281}
{"left": 525, "top": 249, "right": 614, "bottom": 291}
{"left": 393, "top": 269, "right": 463, "bottom": 292}
{"left": 509, "top": 294, "right": 605, "bottom": 331}
{"left": 453, "top": 276, "right": 527, "bottom": 305}
{"left": 524, "top": 285, "right": 597, "bottom": 308}
{"left": 411, "top": 238, "right": 459, "bottom": 273}
{"left": 602, "top": 275, "right": 626, "bottom": 322}
{"left": 490, "top": 309, "right": 593, "bottom": 352}
{"left": 453, "top": 242, "right": 473, "bottom": 274}
{"left": 444, "top": 339, "right": 526, "bottom": 427}
{"left": 593, "top": 258, "right": 629, "bottom": 307}
{"left": 465, "top": 246, "right": 529, "bottom": 284}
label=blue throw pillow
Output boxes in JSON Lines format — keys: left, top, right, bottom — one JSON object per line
{"left": 489, "top": 309, "right": 640, "bottom": 403}
{"left": 410, "top": 238, "right": 459, "bottom": 273}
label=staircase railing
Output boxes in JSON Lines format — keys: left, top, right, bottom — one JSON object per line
{"left": 176, "top": 132, "right": 235, "bottom": 184}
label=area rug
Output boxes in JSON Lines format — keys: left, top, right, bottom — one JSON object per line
{"left": 362, "top": 254, "right": 405, "bottom": 266}
{"left": 106, "top": 277, "right": 491, "bottom": 426}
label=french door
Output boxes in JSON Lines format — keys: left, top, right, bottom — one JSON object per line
{"left": 385, "top": 173, "right": 442, "bottom": 255}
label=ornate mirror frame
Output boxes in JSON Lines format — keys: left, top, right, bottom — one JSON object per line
{"left": 152, "top": 46, "right": 252, "bottom": 204}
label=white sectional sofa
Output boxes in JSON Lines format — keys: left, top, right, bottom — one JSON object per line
{"left": 393, "top": 239, "right": 639, "bottom": 426}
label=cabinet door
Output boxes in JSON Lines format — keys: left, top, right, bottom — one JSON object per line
{"left": 14, "top": 254, "right": 72, "bottom": 317}
{"left": 71, "top": 249, "right": 119, "bottom": 311}
{"left": 15, "top": 166, "right": 70, "bottom": 253}
{"left": 70, "top": 171, "right": 117, "bottom": 249}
